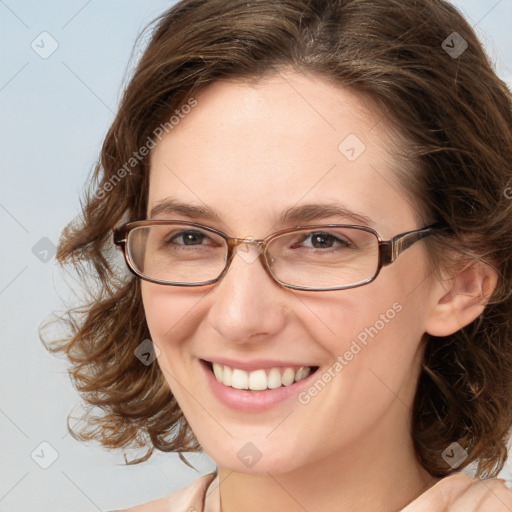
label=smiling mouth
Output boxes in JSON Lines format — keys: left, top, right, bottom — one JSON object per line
{"left": 202, "top": 360, "right": 319, "bottom": 391}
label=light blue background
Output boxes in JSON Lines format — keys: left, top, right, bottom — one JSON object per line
{"left": 1, "top": 1, "right": 511, "bottom": 510}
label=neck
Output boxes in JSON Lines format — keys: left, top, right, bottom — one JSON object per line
{"left": 217, "top": 406, "right": 439, "bottom": 512}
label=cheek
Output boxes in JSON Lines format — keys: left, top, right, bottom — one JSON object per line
{"left": 298, "top": 282, "right": 424, "bottom": 392}
{"left": 299, "top": 285, "right": 408, "bottom": 350}
{"left": 140, "top": 284, "right": 207, "bottom": 400}
{"left": 140, "top": 283, "right": 204, "bottom": 345}
{"left": 292, "top": 298, "right": 423, "bottom": 451}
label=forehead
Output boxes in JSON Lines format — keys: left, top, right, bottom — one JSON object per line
{"left": 147, "top": 71, "right": 418, "bottom": 237}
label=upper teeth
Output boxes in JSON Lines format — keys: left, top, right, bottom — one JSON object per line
{"left": 212, "top": 363, "right": 312, "bottom": 391}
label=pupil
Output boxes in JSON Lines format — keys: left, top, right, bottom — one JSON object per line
{"left": 183, "top": 232, "right": 203, "bottom": 245}
{"left": 312, "top": 233, "right": 333, "bottom": 248}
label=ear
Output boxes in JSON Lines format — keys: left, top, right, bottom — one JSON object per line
{"left": 424, "top": 260, "right": 498, "bottom": 337}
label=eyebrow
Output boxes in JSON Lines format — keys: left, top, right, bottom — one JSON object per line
{"left": 149, "top": 198, "right": 374, "bottom": 226}
{"left": 150, "top": 199, "right": 218, "bottom": 220}
{"left": 279, "top": 203, "right": 373, "bottom": 226}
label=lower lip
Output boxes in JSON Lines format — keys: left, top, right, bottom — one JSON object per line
{"left": 199, "top": 359, "right": 319, "bottom": 412}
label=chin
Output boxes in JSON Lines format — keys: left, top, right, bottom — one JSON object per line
{"left": 204, "top": 441, "right": 307, "bottom": 475}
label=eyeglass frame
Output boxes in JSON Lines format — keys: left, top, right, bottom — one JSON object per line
{"left": 113, "top": 220, "right": 440, "bottom": 291}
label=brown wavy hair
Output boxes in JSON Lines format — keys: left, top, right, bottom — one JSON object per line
{"left": 42, "top": 0, "right": 512, "bottom": 477}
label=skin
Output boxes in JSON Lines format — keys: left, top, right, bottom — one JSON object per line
{"left": 136, "top": 70, "right": 503, "bottom": 512}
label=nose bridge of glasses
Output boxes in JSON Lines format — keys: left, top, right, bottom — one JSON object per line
{"left": 211, "top": 236, "right": 279, "bottom": 292}
{"left": 234, "top": 236, "right": 265, "bottom": 245}
{"left": 228, "top": 237, "right": 266, "bottom": 265}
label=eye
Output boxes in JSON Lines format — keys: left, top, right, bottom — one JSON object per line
{"left": 297, "top": 231, "right": 352, "bottom": 250}
{"left": 167, "top": 230, "right": 210, "bottom": 246}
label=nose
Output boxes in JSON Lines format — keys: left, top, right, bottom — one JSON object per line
{"left": 205, "top": 241, "right": 288, "bottom": 344}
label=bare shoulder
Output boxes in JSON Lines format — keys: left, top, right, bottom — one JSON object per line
{"left": 402, "top": 473, "right": 512, "bottom": 511}
{"left": 466, "top": 476, "right": 512, "bottom": 510}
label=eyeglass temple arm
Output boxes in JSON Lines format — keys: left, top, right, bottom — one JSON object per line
{"left": 379, "top": 226, "right": 437, "bottom": 266}
{"left": 113, "top": 227, "right": 127, "bottom": 247}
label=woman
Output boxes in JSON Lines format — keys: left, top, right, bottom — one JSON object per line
{"left": 45, "top": 0, "right": 512, "bottom": 510}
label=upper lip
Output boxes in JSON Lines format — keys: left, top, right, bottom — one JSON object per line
{"left": 201, "top": 357, "right": 317, "bottom": 372}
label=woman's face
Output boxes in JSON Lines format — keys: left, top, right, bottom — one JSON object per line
{"left": 142, "top": 70, "right": 438, "bottom": 474}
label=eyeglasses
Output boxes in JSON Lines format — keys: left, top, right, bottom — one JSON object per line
{"left": 113, "top": 220, "right": 438, "bottom": 291}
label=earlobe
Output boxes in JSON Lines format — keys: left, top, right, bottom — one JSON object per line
{"left": 424, "top": 261, "right": 498, "bottom": 337}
